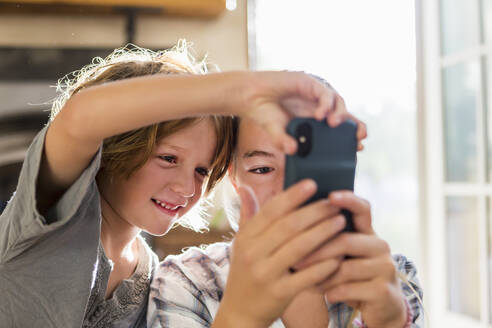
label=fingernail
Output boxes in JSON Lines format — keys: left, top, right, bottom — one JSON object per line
{"left": 303, "top": 179, "right": 317, "bottom": 192}
{"left": 331, "top": 193, "right": 343, "bottom": 200}
{"left": 335, "top": 215, "right": 346, "bottom": 228}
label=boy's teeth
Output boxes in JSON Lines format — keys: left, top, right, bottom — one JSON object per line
{"left": 154, "top": 199, "right": 178, "bottom": 211}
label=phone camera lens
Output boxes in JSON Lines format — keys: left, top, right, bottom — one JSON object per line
{"left": 295, "top": 123, "right": 312, "bottom": 157}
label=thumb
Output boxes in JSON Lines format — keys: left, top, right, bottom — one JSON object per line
{"left": 264, "top": 121, "right": 297, "bottom": 154}
{"left": 237, "top": 185, "right": 260, "bottom": 229}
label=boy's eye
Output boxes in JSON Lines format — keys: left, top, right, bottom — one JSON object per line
{"left": 160, "top": 155, "right": 177, "bottom": 164}
{"left": 249, "top": 167, "right": 274, "bottom": 174}
{"left": 196, "top": 167, "right": 209, "bottom": 177}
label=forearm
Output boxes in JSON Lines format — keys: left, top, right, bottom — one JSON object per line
{"left": 63, "top": 71, "right": 245, "bottom": 143}
{"left": 212, "top": 297, "right": 268, "bottom": 328}
{"left": 212, "top": 308, "right": 262, "bottom": 328}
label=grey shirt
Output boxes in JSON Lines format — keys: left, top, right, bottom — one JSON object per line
{"left": 0, "top": 125, "right": 158, "bottom": 327}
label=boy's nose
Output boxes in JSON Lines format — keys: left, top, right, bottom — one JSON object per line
{"left": 169, "top": 170, "right": 196, "bottom": 198}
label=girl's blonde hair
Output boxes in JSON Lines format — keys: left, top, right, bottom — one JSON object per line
{"left": 50, "top": 40, "right": 234, "bottom": 231}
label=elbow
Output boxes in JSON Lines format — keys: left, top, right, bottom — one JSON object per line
{"left": 51, "top": 93, "right": 102, "bottom": 148}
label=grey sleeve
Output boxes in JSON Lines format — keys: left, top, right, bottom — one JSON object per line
{"left": 0, "top": 124, "right": 102, "bottom": 263}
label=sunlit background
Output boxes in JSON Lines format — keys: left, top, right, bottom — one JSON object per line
{"left": 254, "top": 0, "right": 419, "bottom": 263}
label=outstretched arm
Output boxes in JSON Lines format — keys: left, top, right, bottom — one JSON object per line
{"left": 40, "top": 72, "right": 238, "bottom": 213}
{"left": 39, "top": 71, "right": 353, "bottom": 214}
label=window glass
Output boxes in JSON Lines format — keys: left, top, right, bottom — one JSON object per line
{"left": 446, "top": 196, "right": 480, "bottom": 319}
{"left": 440, "top": 0, "right": 479, "bottom": 55}
{"left": 482, "top": 0, "right": 492, "bottom": 45}
{"left": 442, "top": 61, "right": 480, "bottom": 182}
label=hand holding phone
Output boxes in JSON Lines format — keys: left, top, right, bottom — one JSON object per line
{"left": 284, "top": 118, "right": 357, "bottom": 232}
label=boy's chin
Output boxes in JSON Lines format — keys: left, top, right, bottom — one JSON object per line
{"left": 143, "top": 220, "right": 176, "bottom": 236}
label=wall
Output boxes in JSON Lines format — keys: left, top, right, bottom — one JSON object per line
{"left": 0, "top": 1, "right": 249, "bottom": 71}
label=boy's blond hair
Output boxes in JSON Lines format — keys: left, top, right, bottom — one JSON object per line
{"left": 51, "top": 40, "right": 234, "bottom": 230}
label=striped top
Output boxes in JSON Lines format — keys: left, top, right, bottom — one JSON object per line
{"left": 148, "top": 242, "right": 424, "bottom": 327}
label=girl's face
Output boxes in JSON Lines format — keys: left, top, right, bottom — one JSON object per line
{"left": 230, "top": 118, "right": 285, "bottom": 207}
{"left": 98, "top": 119, "right": 217, "bottom": 236}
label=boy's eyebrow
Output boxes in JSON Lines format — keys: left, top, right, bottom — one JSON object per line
{"left": 157, "top": 143, "right": 184, "bottom": 152}
{"left": 243, "top": 150, "right": 275, "bottom": 158}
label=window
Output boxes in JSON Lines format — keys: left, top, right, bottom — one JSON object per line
{"left": 420, "top": 0, "right": 492, "bottom": 326}
{"left": 252, "top": 0, "right": 420, "bottom": 264}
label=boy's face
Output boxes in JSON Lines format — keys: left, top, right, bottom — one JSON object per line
{"left": 98, "top": 119, "right": 217, "bottom": 235}
{"left": 230, "top": 118, "right": 285, "bottom": 207}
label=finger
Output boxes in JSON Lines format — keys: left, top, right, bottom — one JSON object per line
{"left": 243, "top": 179, "right": 317, "bottom": 237}
{"left": 278, "top": 72, "right": 334, "bottom": 119}
{"left": 280, "top": 96, "right": 318, "bottom": 118}
{"left": 324, "top": 279, "right": 399, "bottom": 304}
{"left": 263, "top": 120, "right": 297, "bottom": 154}
{"left": 281, "top": 73, "right": 337, "bottom": 125}
{"left": 344, "top": 114, "right": 367, "bottom": 153}
{"left": 345, "top": 113, "right": 368, "bottom": 142}
{"left": 327, "top": 94, "right": 349, "bottom": 127}
{"left": 238, "top": 185, "right": 260, "bottom": 230}
{"left": 310, "top": 79, "right": 337, "bottom": 121}
{"left": 356, "top": 125, "right": 366, "bottom": 152}
{"left": 268, "top": 125, "right": 297, "bottom": 154}
{"left": 268, "top": 215, "right": 347, "bottom": 275}
{"left": 282, "top": 134, "right": 298, "bottom": 155}
{"left": 356, "top": 120, "right": 368, "bottom": 141}
{"left": 325, "top": 280, "right": 374, "bottom": 304}
{"left": 314, "top": 86, "right": 336, "bottom": 121}
{"left": 256, "top": 200, "right": 342, "bottom": 256}
{"left": 329, "top": 191, "right": 374, "bottom": 234}
{"left": 278, "top": 258, "right": 341, "bottom": 300}
{"left": 250, "top": 101, "right": 295, "bottom": 154}
{"left": 293, "top": 233, "right": 391, "bottom": 269}
{"left": 319, "top": 256, "right": 396, "bottom": 290}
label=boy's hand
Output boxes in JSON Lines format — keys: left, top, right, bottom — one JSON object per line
{"left": 237, "top": 71, "right": 367, "bottom": 154}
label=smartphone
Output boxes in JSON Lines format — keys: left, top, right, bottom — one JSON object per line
{"left": 284, "top": 118, "right": 357, "bottom": 232}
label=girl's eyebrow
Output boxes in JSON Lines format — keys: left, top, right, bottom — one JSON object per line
{"left": 243, "top": 150, "right": 276, "bottom": 159}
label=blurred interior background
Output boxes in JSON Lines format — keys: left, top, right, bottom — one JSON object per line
{"left": 0, "top": 0, "right": 490, "bottom": 326}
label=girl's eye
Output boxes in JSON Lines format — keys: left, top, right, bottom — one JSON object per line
{"left": 160, "top": 155, "right": 177, "bottom": 164}
{"left": 196, "top": 167, "right": 210, "bottom": 177}
{"left": 249, "top": 167, "right": 274, "bottom": 174}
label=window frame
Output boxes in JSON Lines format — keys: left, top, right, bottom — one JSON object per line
{"left": 418, "top": 0, "right": 491, "bottom": 326}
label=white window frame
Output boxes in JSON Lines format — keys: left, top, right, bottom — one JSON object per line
{"left": 418, "top": 0, "right": 490, "bottom": 327}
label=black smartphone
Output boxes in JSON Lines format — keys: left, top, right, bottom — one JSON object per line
{"left": 284, "top": 118, "right": 357, "bottom": 232}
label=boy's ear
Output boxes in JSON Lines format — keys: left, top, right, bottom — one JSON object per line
{"left": 227, "top": 165, "right": 239, "bottom": 193}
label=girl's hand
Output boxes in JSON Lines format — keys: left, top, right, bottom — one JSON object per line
{"left": 235, "top": 71, "right": 367, "bottom": 154}
{"left": 213, "top": 181, "right": 345, "bottom": 328}
{"left": 294, "top": 192, "right": 407, "bottom": 328}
